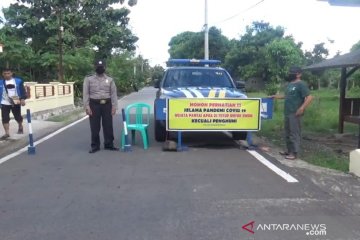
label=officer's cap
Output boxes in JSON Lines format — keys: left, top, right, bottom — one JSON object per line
{"left": 95, "top": 60, "right": 106, "bottom": 67}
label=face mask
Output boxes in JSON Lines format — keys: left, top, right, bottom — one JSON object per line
{"left": 286, "top": 73, "right": 297, "bottom": 82}
{"left": 96, "top": 67, "right": 105, "bottom": 75}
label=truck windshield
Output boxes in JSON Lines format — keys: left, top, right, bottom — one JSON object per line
{"left": 163, "top": 69, "right": 234, "bottom": 88}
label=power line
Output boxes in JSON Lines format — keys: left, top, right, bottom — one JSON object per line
{"left": 211, "top": 0, "right": 265, "bottom": 25}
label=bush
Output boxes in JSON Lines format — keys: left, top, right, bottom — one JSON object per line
{"left": 303, "top": 101, "right": 323, "bottom": 130}
{"left": 347, "top": 86, "right": 360, "bottom": 98}
{"left": 264, "top": 82, "right": 278, "bottom": 96}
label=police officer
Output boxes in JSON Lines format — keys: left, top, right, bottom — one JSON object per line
{"left": 83, "top": 60, "right": 118, "bottom": 153}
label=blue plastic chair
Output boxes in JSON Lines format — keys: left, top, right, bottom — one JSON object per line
{"left": 121, "top": 102, "right": 151, "bottom": 150}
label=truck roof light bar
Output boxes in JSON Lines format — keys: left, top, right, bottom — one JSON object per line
{"left": 167, "top": 59, "right": 221, "bottom": 67}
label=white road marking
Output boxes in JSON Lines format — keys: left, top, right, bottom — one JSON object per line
{"left": 0, "top": 94, "right": 136, "bottom": 165}
{"left": 0, "top": 97, "right": 299, "bottom": 185}
{"left": 0, "top": 116, "right": 88, "bottom": 165}
{"left": 247, "top": 150, "right": 299, "bottom": 183}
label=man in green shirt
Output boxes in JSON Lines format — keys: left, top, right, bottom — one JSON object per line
{"left": 273, "top": 66, "right": 313, "bottom": 160}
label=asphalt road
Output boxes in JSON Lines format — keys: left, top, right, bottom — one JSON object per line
{"left": 0, "top": 87, "right": 359, "bottom": 240}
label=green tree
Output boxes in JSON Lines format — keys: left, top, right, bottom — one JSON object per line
{"left": 133, "top": 55, "right": 151, "bottom": 89}
{"left": 150, "top": 65, "right": 165, "bottom": 83}
{"left": 349, "top": 40, "right": 360, "bottom": 89}
{"left": 107, "top": 50, "right": 136, "bottom": 93}
{"left": 265, "top": 37, "right": 304, "bottom": 85}
{"left": 351, "top": 40, "right": 360, "bottom": 51}
{"left": 224, "top": 21, "right": 285, "bottom": 81}
{"left": 2, "top": 0, "right": 138, "bottom": 82}
{"left": 0, "top": 27, "right": 35, "bottom": 80}
{"left": 168, "top": 27, "right": 230, "bottom": 63}
{"left": 304, "top": 43, "right": 330, "bottom": 89}
{"left": 106, "top": 51, "right": 152, "bottom": 93}
{"left": 168, "top": 31, "right": 202, "bottom": 59}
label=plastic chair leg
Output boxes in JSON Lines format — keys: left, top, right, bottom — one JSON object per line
{"left": 146, "top": 129, "right": 149, "bottom": 145}
{"left": 140, "top": 129, "right": 148, "bottom": 149}
{"left": 131, "top": 130, "right": 136, "bottom": 145}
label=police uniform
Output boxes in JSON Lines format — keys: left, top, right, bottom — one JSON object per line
{"left": 83, "top": 61, "right": 118, "bottom": 153}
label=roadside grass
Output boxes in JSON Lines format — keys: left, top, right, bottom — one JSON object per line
{"left": 248, "top": 89, "right": 357, "bottom": 172}
{"left": 302, "top": 149, "right": 349, "bottom": 172}
{"left": 46, "top": 108, "right": 85, "bottom": 124}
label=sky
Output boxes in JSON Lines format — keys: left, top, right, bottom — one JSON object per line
{"left": 1, "top": 0, "right": 360, "bottom": 67}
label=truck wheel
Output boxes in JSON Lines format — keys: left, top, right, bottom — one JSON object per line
{"left": 232, "top": 132, "right": 247, "bottom": 141}
{"left": 155, "top": 120, "right": 167, "bottom": 142}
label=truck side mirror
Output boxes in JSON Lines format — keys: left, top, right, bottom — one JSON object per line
{"left": 154, "top": 79, "right": 160, "bottom": 88}
{"left": 235, "top": 80, "right": 245, "bottom": 91}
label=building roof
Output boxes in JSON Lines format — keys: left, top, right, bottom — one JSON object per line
{"left": 303, "top": 49, "right": 360, "bottom": 70}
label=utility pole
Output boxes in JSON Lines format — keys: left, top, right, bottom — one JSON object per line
{"left": 58, "top": 8, "right": 64, "bottom": 83}
{"left": 204, "top": 0, "right": 209, "bottom": 60}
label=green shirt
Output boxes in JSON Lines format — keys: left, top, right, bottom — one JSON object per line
{"left": 284, "top": 80, "right": 310, "bottom": 115}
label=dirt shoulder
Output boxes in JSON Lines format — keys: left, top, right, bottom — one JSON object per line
{"left": 302, "top": 132, "right": 359, "bottom": 156}
{"left": 252, "top": 134, "right": 360, "bottom": 215}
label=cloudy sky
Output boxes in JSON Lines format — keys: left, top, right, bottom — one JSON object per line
{"left": 1, "top": 0, "right": 360, "bottom": 66}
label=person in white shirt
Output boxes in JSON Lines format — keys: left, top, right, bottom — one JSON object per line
{"left": 0, "top": 68, "right": 27, "bottom": 140}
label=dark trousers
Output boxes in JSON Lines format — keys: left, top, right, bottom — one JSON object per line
{"left": 284, "top": 113, "right": 302, "bottom": 155}
{"left": 89, "top": 100, "right": 114, "bottom": 149}
{"left": 1, "top": 104, "right": 23, "bottom": 124}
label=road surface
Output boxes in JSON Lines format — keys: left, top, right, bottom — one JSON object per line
{"left": 0, "top": 87, "right": 359, "bottom": 240}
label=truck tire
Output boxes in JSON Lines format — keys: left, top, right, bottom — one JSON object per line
{"left": 232, "top": 132, "right": 247, "bottom": 141}
{"left": 155, "top": 120, "right": 167, "bottom": 142}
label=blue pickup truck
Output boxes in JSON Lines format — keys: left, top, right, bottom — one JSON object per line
{"left": 153, "top": 59, "right": 248, "bottom": 142}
